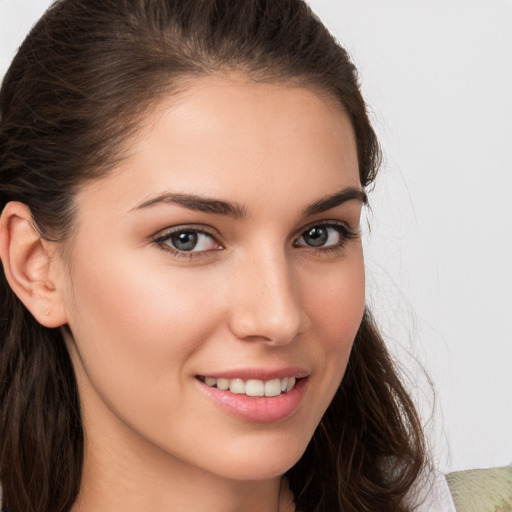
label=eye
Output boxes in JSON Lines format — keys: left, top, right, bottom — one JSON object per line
{"left": 294, "top": 222, "right": 355, "bottom": 250}
{"left": 154, "top": 227, "right": 222, "bottom": 255}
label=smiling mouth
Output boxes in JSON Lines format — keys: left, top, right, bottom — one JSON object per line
{"left": 197, "top": 376, "right": 298, "bottom": 397}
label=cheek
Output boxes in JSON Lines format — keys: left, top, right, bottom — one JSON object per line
{"left": 63, "top": 249, "right": 233, "bottom": 460}
{"left": 63, "top": 247, "right": 222, "bottom": 397}
{"left": 287, "top": 251, "right": 364, "bottom": 445}
{"left": 302, "top": 248, "right": 365, "bottom": 413}
{"left": 305, "top": 252, "right": 365, "bottom": 353}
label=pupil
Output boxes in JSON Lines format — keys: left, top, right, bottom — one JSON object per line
{"left": 172, "top": 232, "right": 198, "bottom": 251}
{"left": 305, "top": 227, "right": 327, "bottom": 247}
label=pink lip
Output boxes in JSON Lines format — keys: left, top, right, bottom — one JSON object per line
{"left": 196, "top": 376, "right": 308, "bottom": 423}
{"left": 198, "top": 366, "right": 309, "bottom": 380}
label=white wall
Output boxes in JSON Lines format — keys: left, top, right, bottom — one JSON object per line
{"left": 309, "top": 0, "right": 512, "bottom": 472}
{"left": 1, "top": 0, "right": 511, "bottom": 473}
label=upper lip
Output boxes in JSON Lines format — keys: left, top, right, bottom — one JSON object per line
{"left": 197, "top": 367, "right": 309, "bottom": 381}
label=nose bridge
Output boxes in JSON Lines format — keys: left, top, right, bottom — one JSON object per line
{"left": 229, "top": 244, "right": 308, "bottom": 344}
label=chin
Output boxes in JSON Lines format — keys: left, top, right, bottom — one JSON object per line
{"left": 199, "top": 429, "right": 312, "bottom": 482}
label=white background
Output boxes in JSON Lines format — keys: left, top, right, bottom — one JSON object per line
{"left": 1, "top": 0, "right": 511, "bottom": 473}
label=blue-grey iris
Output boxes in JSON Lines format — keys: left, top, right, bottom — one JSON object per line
{"left": 304, "top": 227, "right": 328, "bottom": 247}
{"left": 171, "top": 231, "right": 198, "bottom": 251}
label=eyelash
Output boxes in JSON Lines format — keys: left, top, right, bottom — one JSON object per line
{"left": 152, "top": 221, "right": 358, "bottom": 260}
{"left": 153, "top": 226, "right": 221, "bottom": 260}
{"left": 293, "top": 222, "right": 358, "bottom": 257}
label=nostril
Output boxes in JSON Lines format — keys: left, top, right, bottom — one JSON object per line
{"left": 228, "top": 307, "right": 308, "bottom": 346}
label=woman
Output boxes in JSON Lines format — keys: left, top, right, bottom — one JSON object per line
{"left": 0, "top": 1, "right": 454, "bottom": 511}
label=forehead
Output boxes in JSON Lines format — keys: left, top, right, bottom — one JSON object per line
{"left": 77, "top": 74, "right": 360, "bottom": 216}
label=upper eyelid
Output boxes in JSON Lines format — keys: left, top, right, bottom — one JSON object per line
{"left": 294, "top": 220, "right": 353, "bottom": 239}
{"left": 151, "top": 224, "right": 220, "bottom": 241}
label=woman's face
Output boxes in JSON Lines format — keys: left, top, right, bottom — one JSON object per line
{"left": 56, "top": 75, "right": 366, "bottom": 482}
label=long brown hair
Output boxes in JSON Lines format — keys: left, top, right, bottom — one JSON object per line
{"left": 0, "top": 1, "right": 426, "bottom": 510}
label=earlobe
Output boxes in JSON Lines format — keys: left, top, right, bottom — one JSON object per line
{"left": 0, "top": 201, "right": 68, "bottom": 328}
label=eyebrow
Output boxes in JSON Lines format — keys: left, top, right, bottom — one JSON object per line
{"left": 133, "top": 192, "right": 246, "bottom": 218}
{"left": 301, "top": 187, "right": 368, "bottom": 216}
{"left": 132, "top": 186, "right": 367, "bottom": 218}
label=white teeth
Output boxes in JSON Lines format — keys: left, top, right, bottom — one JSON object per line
{"left": 202, "top": 376, "right": 298, "bottom": 396}
{"left": 217, "top": 378, "right": 229, "bottom": 391}
{"left": 264, "top": 378, "right": 282, "bottom": 397}
{"left": 205, "top": 377, "right": 217, "bottom": 387}
{"left": 229, "top": 378, "right": 245, "bottom": 394}
{"left": 245, "top": 379, "right": 264, "bottom": 396}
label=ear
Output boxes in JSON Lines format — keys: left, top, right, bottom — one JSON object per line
{"left": 0, "top": 201, "right": 68, "bottom": 328}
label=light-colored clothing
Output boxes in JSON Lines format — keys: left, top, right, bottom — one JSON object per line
{"left": 410, "top": 470, "right": 457, "bottom": 512}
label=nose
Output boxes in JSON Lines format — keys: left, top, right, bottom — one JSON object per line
{"left": 227, "top": 249, "right": 310, "bottom": 345}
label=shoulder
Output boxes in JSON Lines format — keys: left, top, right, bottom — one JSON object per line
{"left": 446, "top": 465, "right": 512, "bottom": 511}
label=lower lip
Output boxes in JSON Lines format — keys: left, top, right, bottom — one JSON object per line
{"left": 197, "top": 378, "right": 308, "bottom": 423}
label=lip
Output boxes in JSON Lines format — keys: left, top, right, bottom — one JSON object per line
{"left": 196, "top": 374, "right": 309, "bottom": 423}
{"left": 198, "top": 366, "right": 310, "bottom": 381}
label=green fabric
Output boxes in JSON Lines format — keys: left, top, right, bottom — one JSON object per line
{"left": 446, "top": 466, "right": 512, "bottom": 512}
